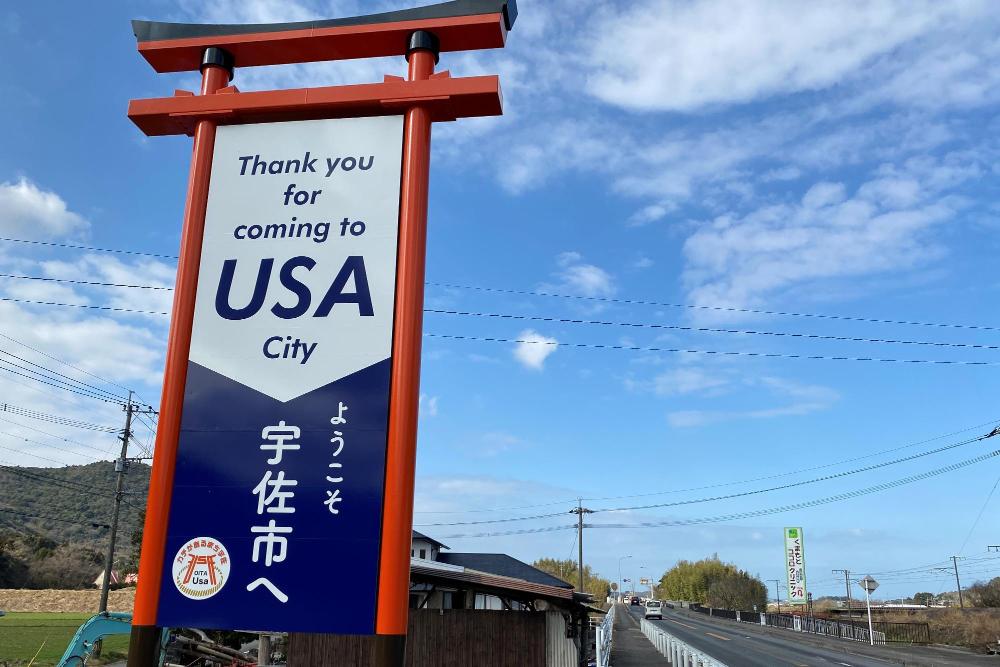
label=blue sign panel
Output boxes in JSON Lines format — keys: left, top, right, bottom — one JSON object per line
{"left": 156, "top": 116, "right": 404, "bottom": 634}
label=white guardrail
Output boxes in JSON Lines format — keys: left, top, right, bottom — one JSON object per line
{"left": 595, "top": 607, "right": 614, "bottom": 667}
{"left": 640, "top": 617, "right": 729, "bottom": 667}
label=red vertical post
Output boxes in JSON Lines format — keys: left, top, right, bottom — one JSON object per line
{"left": 374, "top": 33, "right": 437, "bottom": 665}
{"left": 127, "top": 49, "right": 232, "bottom": 666}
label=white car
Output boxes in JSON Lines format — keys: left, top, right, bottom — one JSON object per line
{"left": 644, "top": 600, "right": 663, "bottom": 620}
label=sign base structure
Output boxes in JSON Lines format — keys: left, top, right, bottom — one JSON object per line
{"left": 126, "top": 2, "right": 515, "bottom": 665}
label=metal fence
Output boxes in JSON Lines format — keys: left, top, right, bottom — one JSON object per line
{"left": 594, "top": 608, "right": 614, "bottom": 667}
{"left": 687, "top": 604, "right": 930, "bottom": 645}
{"left": 640, "top": 617, "right": 729, "bottom": 667}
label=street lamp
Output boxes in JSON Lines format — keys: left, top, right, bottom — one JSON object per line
{"left": 618, "top": 555, "right": 632, "bottom": 602}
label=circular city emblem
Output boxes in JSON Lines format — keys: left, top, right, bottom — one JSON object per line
{"left": 172, "top": 537, "right": 230, "bottom": 600}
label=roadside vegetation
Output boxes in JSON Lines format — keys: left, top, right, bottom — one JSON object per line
{"left": 532, "top": 558, "right": 612, "bottom": 603}
{"left": 656, "top": 556, "right": 768, "bottom": 611}
{"left": 0, "top": 612, "right": 128, "bottom": 666}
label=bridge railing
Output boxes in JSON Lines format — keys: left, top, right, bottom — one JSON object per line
{"left": 684, "top": 604, "right": 935, "bottom": 645}
{"left": 640, "top": 617, "right": 729, "bottom": 667}
{"left": 594, "top": 607, "right": 614, "bottom": 667}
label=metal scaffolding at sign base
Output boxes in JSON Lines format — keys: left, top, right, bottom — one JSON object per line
{"left": 640, "top": 618, "right": 728, "bottom": 667}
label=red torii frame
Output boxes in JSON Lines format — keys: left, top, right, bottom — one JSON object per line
{"left": 126, "top": 2, "right": 515, "bottom": 665}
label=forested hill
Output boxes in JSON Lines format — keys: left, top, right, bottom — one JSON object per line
{"left": 0, "top": 461, "right": 149, "bottom": 549}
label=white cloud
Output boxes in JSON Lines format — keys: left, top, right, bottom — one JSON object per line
{"left": 478, "top": 431, "right": 525, "bottom": 457}
{"left": 653, "top": 368, "right": 729, "bottom": 397}
{"left": 419, "top": 394, "right": 438, "bottom": 418}
{"left": 0, "top": 178, "right": 88, "bottom": 240}
{"left": 413, "top": 473, "right": 577, "bottom": 517}
{"left": 513, "top": 329, "right": 558, "bottom": 370}
{"left": 38, "top": 254, "right": 176, "bottom": 319}
{"left": 543, "top": 252, "right": 615, "bottom": 297}
{"left": 667, "top": 377, "right": 838, "bottom": 427}
{"left": 761, "top": 166, "right": 802, "bottom": 182}
{"left": 631, "top": 256, "right": 654, "bottom": 270}
{"left": 628, "top": 203, "right": 673, "bottom": 226}
{"left": 681, "top": 152, "right": 984, "bottom": 315}
{"left": 0, "top": 299, "right": 167, "bottom": 465}
{"left": 586, "top": 0, "right": 977, "bottom": 112}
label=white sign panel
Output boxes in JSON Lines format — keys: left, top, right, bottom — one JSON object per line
{"left": 190, "top": 116, "right": 404, "bottom": 402}
{"left": 158, "top": 115, "right": 405, "bottom": 634}
{"left": 784, "top": 527, "right": 807, "bottom": 605}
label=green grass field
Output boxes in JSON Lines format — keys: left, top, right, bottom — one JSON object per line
{"left": 0, "top": 612, "right": 129, "bottom": 666}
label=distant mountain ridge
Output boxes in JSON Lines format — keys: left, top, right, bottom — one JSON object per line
{"left": 0, "top": 461, "right": 150, "bottom": 549}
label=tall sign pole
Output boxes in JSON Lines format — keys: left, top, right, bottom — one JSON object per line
{"left": 375, "top": 34, "right": 436, "bottom": 663}
{"left": 124, "top": 3, "right": 517, "bottom": 666}
{"left": 130, "top": 53, "right": 233, "bottom": 662}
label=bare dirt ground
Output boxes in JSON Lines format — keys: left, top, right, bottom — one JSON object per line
{"left": 0, "top": 588, "right": 135, "bottom": 613}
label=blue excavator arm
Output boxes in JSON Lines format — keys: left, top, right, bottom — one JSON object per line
{"left": 57, "top": 612, "right": 167, "bottom": 666}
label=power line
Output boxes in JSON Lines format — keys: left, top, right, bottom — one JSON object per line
{"left": 428, "top": 282, "right": 1000, "bottom": 333}
{"left": 0, "top": 363, "right": 121, "bottom": 403}
{"left": 0, "top": 329, "right": 132, "bottom": 394}
{"left": 10, "top": 298, "right": 997, "bottom": 365}
{"left": 0, "top": 296, "right": 168, "bottom": 316}
{"left": 0, "top": 506, "right": 109, "bottom": 529}
{"left": 0, "top": 415, "right": 117, "bottom": 456}
{"left": 587, "top": 450, "right": 1000, "bottom": 530}
{"left": 956, "top": 474, "right": 1000, "bottom": 556}
{"left": 440, "top": 450, "right": 1000, "bottom": 539}
{"left": 417, "top": 431, "right": 995, "bottom": 527}
{"left": 415, "top": 417, "right": 1000, "bottom": 514}
{"left": 426, "top": 333, "right": 1000, "bottom": 366}
{"left": 0, "top": 464, "right": 106, "bottom": 497}
{"left": 0, "top": 236, "right": 177, "bottom": 260}
{"left": 442, "top": 524, "right": 576, "bottom": 539}
{"left": 0, "top": 403, "right": 119, "bottom": 433}
{"left": 0, "top": 431, "right": 103, "bottom": 463}
{"left": 0, "top": 443, "right": 77, "bottom": 466}
{"left": 0, "top": 273, "right": 172, "bottom": 290}
{"left": 0, "top": 234, "right": 994, "bottom": 333}
{"left": 0, "top": 349, "right": 125, "bottom": 401}
{"left": 6, "top": 271, "right": 998, "bottom": 354}
{"left": 580, "top": 419, "right": 1000, "bottom": 504}
{"left": 426, "top": 308, "right": 1000, "bottom": 351}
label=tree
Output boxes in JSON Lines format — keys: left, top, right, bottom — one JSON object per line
{"left": 912, "top": 591, "right": 935, "bottom": 606}
{"left": 532, "top": 558, "right": 611, "bottom": 602}
{"left": 658, "top": 556, "right": 767, "bottom": 610}
{"left": 967, "top": 578, "right": 1000, "bottom": 608}
{"left": 706, "top": 572, "right": 768, "bottom": 611}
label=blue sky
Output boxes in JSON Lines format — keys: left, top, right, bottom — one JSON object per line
{"left": 1, "top": 0, "right": 1000, "bottom": 601}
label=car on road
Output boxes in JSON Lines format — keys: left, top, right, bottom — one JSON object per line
{"left": 630, "top": 596, "right": 640, "bottom": 605}
{"left": 644, "top": 600, "right": 663, "bottom": 620}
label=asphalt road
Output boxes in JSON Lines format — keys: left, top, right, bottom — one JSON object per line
{"left": 621, "top": 604, "right": 998, "bottom": 667}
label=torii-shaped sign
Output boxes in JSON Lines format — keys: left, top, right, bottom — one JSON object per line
{"left": 126, "top": 2, "right": 516, "bottom": 666}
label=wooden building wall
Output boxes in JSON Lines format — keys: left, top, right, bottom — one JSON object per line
{"left": 289, "top": 609, "right": 548, "bottom": 667}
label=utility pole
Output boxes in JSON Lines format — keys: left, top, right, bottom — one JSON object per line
{"left": 570, "top": 500, "right": 593, "bottom": 592}
{"left": 832, "top": 569, "right": 853, "bottom": 619}
{"left": 100, "top": 392, "right": 135, "bottom": 614}
{"left": 951, "top": 556, "right": 965, "bottom": 608}
{"left": 98, "top": 392, "right": 156, "bottom": 615}
{"left": 770, "top": 579, "right": 782, "bottom": 614}
{"left": 568, "top": 499, "right": 594, "bottom": 667}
